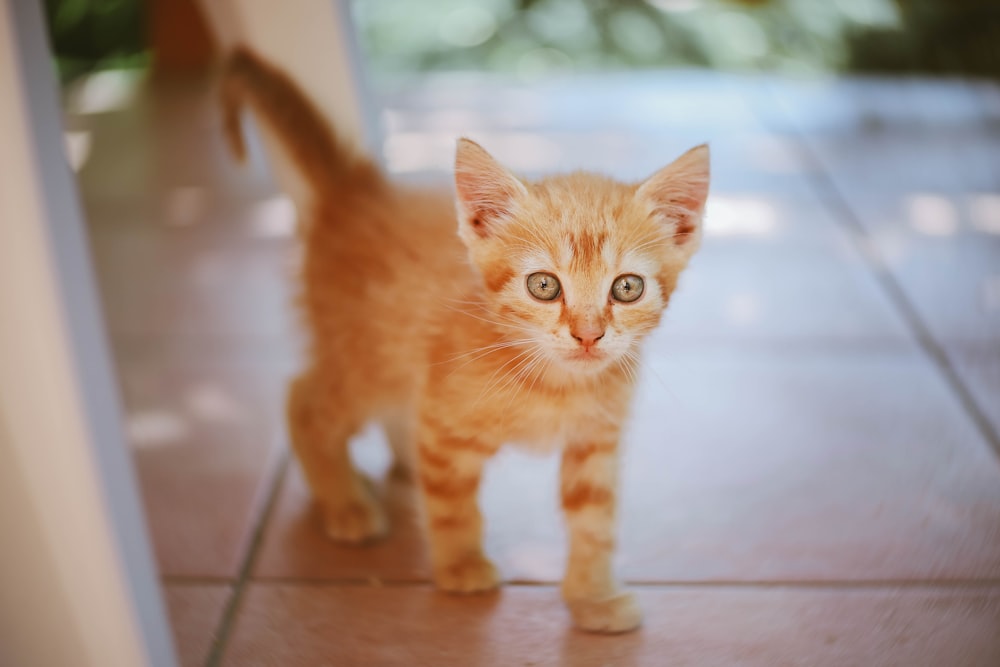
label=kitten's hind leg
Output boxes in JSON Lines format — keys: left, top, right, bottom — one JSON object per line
{"left": 287, "top": 372, "right": 387, "bottom": 543}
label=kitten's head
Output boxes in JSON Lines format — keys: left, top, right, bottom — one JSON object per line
{"left": 454, "top": 138, "right": 709, "bottom": 378}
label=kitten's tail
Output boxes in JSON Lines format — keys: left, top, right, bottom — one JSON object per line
{"left": 220, "top": 46, "right": 380, "bottom": 200}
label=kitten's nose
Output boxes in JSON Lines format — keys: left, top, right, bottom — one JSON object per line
{"left": 572, "top": 326, "right": 605, "bottom": 349}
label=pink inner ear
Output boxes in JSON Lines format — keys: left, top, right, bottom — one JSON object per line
{"left": 643, "top": 184, "right": 708, "bottom": 246}
{"left": 456, "top": 189, "right": 513, "bottom": 239}
{"left": 659, "top": 191, "right": 704, "bottom": 245}
{"left": 454, "top": 138, "right": 526, "bottom": 238}
{"left": 459, "top": 197, "right": 509, "bottom": 236}
{"left": 638, "top": 145, "right": 710, "bottom": 247}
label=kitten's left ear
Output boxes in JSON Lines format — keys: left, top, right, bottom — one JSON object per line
{"left": 454, "top": 138, "right": 528, "bottom": 243}
{"left": 636, "top": 144, "right": 710, "bottom": 252}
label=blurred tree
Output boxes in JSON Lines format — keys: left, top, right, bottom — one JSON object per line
{"left": 41, "top": 0, "right": 1000, "bottom": 81}
{"left": 355, "top": 0, "right": 1000, "bottom": 80}
{"left": 44, "top": 0, "right": 145, "bottom": 81}
{"left": 848, "top": 0, "right": 1000, "bottom": 77}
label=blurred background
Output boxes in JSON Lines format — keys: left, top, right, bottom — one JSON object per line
{"left": 36, "top": 0, "right": 1000, "bottom": 665}
{"left": 44, "top": 0, "right": 1000, "bottom": 82}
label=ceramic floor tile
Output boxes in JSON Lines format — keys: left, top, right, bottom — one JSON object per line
{"left": 809, "top": 131, "right": 1000, "bottom": 198}
{"left": 252, "top": 343, "right": 1000, "bottom": 585}
{"left": 808, "top": 183, "right": 1000, "bottom": 344}
{"left": 760, "top": 78, "right": 1000, "bottom": 137}
{"left": 164, "top": 584, "right": 230, "bottom": 667}
{"left": 829, "top": 190, "right": 1000, "bottom": 343}
{"left": 380, "top": 73, "right": 818, "bottom": 194}
{"left": 222, "top": 584, "right": 1000, "bottom": 667}
{"left": 481, "top": 343, "right": 1000, "bottom": 583}
{"left": 118, "top": 349, "right": 287, "bottom": 577}
{"left": 253, "top": 428, "right": 430, "bottom": 582}
{"left": 614, "top": 342, "right": 1000, "bottom": 583}
{"left": 945, "top": 343, "right": 1000, "bottom": 445}
{"left": 885, "top": 234, "right": 1000, "bottom": 343}
{"left": 385, "top": 127, "right": 816, "bottom": 195}
{"left": 768, "top": 79, "right": 1000, "bottom": 343}
{"left": 699, "top": 190, "right": 852, "bottom": 249}
{"left": 380, "top": 71, "right": 768, "bottom": 134}
{"left": 660, "top": 238, "right": 911, "bottom": 342}
{"left": 87, "top": 200, "right": 299, "bottom": 340}
{"left": 799, "top": 138, "right": 1000, "bottom": 343}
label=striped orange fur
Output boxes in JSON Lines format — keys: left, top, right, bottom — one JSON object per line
{"left": 222, "top": 46, "right": 709, "bottom": 634}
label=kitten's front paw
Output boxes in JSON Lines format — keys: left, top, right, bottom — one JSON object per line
{"left": 566, "top": 591, "right": 642, "bottom": 634}
{"left": 434, "top": 553, "right": 500, "bottom": 594}
{"left": 321, "top": 493, "right": 387, "bottom": 544}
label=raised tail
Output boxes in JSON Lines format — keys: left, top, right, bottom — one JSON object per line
{"left": 220, "top": 46, "right": 379, "bottom": 199}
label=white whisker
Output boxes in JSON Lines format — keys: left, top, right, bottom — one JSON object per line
{"left": 442, "top": 338, "right": 535, "bottom": 364}
{"left": 470, "top": 347, "right": 538, "bottom": 409}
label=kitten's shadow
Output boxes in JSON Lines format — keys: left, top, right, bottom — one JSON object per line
{"left": 281, "top": 464, "right": 431, "bottom": 581}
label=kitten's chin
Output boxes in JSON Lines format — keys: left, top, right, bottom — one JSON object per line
{"left": 558, "top": 350, "right": 615, "bottom": 376}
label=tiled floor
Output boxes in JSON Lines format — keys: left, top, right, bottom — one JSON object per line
{"left": 71, "top": 69, "right": 1000, "bottom": 666}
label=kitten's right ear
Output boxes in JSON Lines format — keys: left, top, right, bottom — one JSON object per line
{"left": 454, "top": 138, "right": 528, "bottom": 242}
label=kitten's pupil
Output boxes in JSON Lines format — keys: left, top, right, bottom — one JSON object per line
{"left": 611, "top": 275, "right": 644, "bottom": 303}
{"left": 527, "top": 272, "right": 561, "bottom": 300}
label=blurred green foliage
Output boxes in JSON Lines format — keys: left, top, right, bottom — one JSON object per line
{"left": 354, "top": 0, "right": 1000, "bottom": 80}
{"left": 850, "top": 0, "right": 1000, "bottom": 76}
{"left": 42, "top": 0, "right": 999, "bottom": 82}
{"left": 45, "top": 0, "right": 145, "bottom": 81}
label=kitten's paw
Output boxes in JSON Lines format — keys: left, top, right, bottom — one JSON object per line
{"left": 566, "top": 591, "right": 642, "bottom": 634}
{"left": 434, "top": 554, "right": 500, "bottom": 594}
{"left": 321, "top": 493, "right": 387, "bottom": 544}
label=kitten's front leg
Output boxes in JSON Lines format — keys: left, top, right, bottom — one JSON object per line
{"left": 417, "top": 430, "right": 499, "bottom": 594}
{"left": 560, "top": 439, "right": 641, "bottom": 633}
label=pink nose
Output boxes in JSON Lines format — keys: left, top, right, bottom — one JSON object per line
{"left": 572, "top": 326, "right": 605, "bottom": 348}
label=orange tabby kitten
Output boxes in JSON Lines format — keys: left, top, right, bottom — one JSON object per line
{"left": 222, "top": 48, "right": 709, "bottom": 633}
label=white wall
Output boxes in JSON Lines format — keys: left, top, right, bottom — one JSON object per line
{"left": 198, "top": 0, "right": 380, "bottom": 204}
{"left": 0, "top": 1, "right": 176, "bottom": 665}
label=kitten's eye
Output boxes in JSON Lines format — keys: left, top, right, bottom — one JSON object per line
{"left": 611, "top": 274, "right": 644, "bottom": 303}
{"left": 526, "top": 272, "right": 561, "bottom": 301}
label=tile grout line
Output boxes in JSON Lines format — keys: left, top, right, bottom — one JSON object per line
{"left": 802, "top": 153, "right": 1000, "bottom": 462}
{"left": 241, "top": 576, "right": 1000, "bottom": 590}
{"left": 162, "top": 575, "right": 236, "bottom": 586}
{"left": 755, "top": 82, "right": 1000, "bottom": 463}
{"left": 203, "top": 446, "right": 291, "bottom": 667}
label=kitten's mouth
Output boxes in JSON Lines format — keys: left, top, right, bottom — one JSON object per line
{"left": 566, "top": 348, "right": 606, "bottom": 363}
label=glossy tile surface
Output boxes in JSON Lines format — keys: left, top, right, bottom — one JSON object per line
{"left": 118, "top": 349, "right": 286, "bottom": 576}
{"left": 75, "top": 73, "right": 295, "bottom": 579}
{"left": 75, "top": 70, "right": 1000, "bottom": 665}
{"left": 164, "top": 584, "right": 230, "bottom": 667}
{"left": 257, "top": 343, "right": 1000, "bottom": 585}
{"left": 946, "top": 343, "right": 1000, "bottom": 442}
{"left": 768, "top": 78, "right": 1000, "bottom": 344}
{"left": 223, "top": 585, "right": 1000, "bottom": 667}
{"left": 255, "top": 461, "right": 430, "bottom": 582}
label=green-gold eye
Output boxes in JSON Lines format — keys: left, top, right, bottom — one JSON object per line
{"left": 611, "top": 274, "right": 644, "bottom": 303}
{"left": 526, "top": 272, "right": 561, "bottom": 301}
